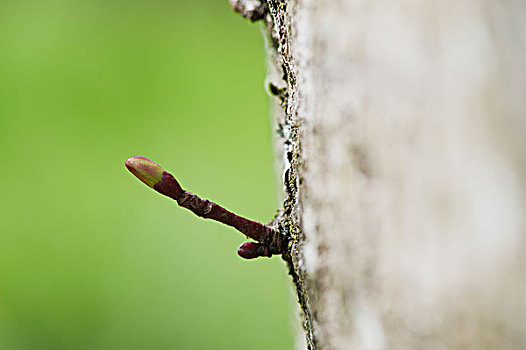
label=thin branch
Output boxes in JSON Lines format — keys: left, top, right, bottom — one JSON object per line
{"left": 125, "top": 156, "right": 285, "bottom": 259}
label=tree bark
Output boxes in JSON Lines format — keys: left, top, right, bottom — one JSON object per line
{"left": 257, "top": 0, "right": 526, "bottom": 349}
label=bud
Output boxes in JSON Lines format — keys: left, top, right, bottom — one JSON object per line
{"left": 237, "top": 241, "right": 271, "bottom": 259}
{"left": 125, "top": 156, "right": 165, "bottom": 188}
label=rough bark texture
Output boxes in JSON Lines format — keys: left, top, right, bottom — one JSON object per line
{"left": 255, "top": 0, "right": 526, "bottom": 349}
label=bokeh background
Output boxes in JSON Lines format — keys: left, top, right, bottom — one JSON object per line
{"left": 0, "top": 1, "right": 293, "bottom": 349}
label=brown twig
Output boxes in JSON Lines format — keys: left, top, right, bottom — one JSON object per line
{"left": 125, "top": 156, "right": 286, "bottom": 259}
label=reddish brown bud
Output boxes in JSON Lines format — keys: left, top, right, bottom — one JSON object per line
{"left": 237, "top": 241, "right": 271, "bottom": 259}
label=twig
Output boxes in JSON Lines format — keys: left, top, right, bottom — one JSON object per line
{"left": 125, "top": 156, "right": 285, "bottom": 259}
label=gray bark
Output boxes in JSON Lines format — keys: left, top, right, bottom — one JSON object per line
{"left": 255, "top": 0, "right": 526, "bottom": 349}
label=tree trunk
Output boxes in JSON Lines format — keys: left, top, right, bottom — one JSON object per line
{"left": 251, "top": 0, "right": 526, "bottom": 349}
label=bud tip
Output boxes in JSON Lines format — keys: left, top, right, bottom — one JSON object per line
{"left": 125, "top": 156, "right": 165, "bottom": 188}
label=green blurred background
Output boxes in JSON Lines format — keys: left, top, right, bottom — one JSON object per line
{"left": 0, "top": 1, "right": 293, "bottom": 349}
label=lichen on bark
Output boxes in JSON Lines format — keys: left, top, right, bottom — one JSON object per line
{"left": 259, "top": 1, "right": 318, "bottom": 348}
{"left": 228, "top": 2, "right": 316, "bottom": 346}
